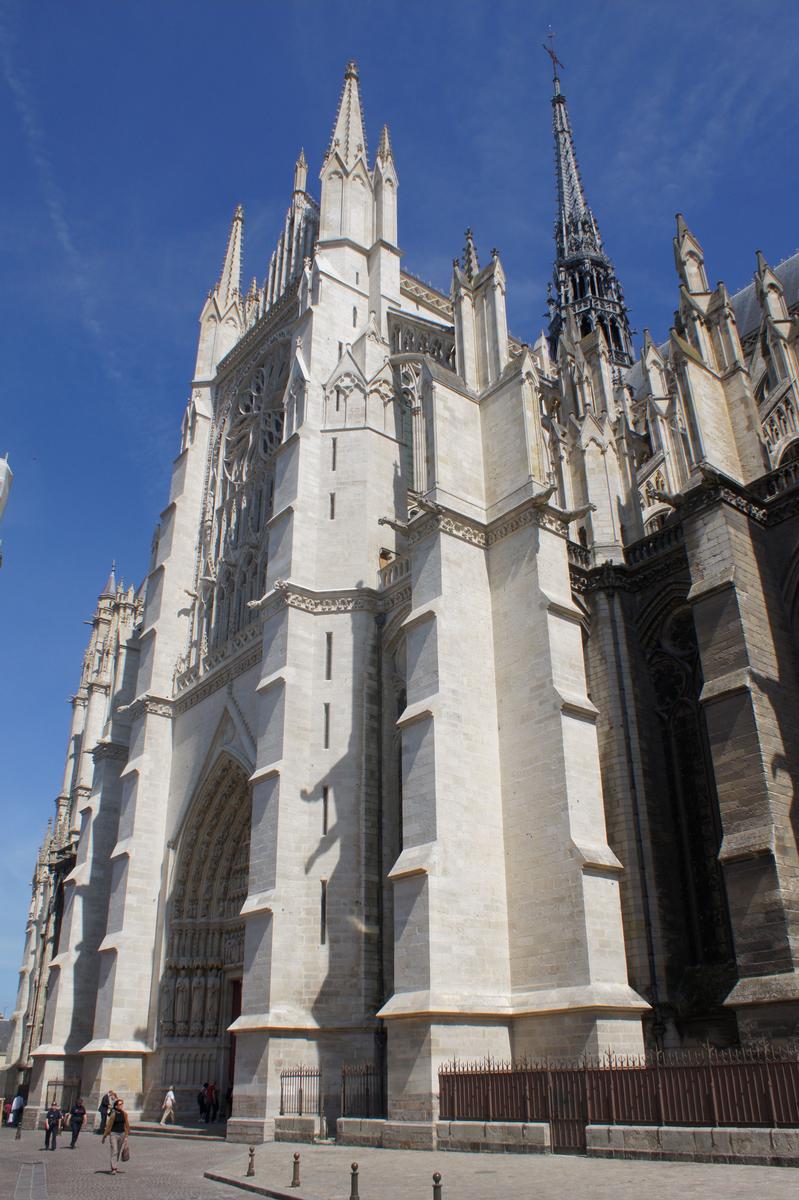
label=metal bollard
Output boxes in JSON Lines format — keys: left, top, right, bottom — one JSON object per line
{"left": 290, "top": 1151, "right": 301, "bottom": 1188}
{"left": 246, "top": 1146, "right": 255, "bottom": 1177}
{"left": 432, "top": 1171, "right": 442, "bottom": 1200}
{"left": 349, "top": 1160, "right": 360, "bottom": 1200}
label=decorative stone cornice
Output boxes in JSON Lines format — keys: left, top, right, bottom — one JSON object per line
{"left": 253, "top": 578, "right": 412, "bottom": 623}
{"left": 118, "top": 694, "right": 173, "bottom": 722}
{"left": 173, "top": 645, "right": 263, "bottom": 716}
{"left": 403, "top": 493, "right": 572, "bottom": 551}
{"left": 91, "top": 741, "right": 129, "bottom": 763}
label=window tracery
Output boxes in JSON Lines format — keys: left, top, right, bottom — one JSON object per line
{"left": 184, "top": 344, "right": 290, "bottom": 678}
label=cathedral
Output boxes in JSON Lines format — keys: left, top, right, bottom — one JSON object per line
{"left": 4, "top": 57, "right": 799, "bottom": 1144}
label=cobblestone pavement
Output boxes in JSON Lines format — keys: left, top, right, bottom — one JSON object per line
{"left": 3, "top": 1127, "right": 799, "bottom": 1200}
{"left": 0, "top": 1128, "right": 241, "bottom": 1199}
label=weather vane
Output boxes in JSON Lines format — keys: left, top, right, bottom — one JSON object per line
{"left": 542, "top": 28, "right": 565, "bottom": 80}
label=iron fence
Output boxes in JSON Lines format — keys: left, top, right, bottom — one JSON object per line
{"left": 44, "top": 1077, "right": 81, "bottom": 1112}
{"left": 279, "top": 1066, "right": 321, "bottom": 1117}
{"left": 341, "top": 1062, "right": 386, "bottom": 1118}
{"left": 439, "top": 1047, "right": 799, "bottom": 1152}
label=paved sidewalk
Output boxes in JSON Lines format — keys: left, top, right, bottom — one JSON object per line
{"left": 3, "top": 1125, "right": 799, "bottom": 1200}
{"left": 209, "top": 1138, "right": 799, "bottom": 1200}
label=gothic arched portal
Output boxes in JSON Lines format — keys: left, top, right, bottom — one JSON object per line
{"left": 156, "top": 756, "right": 251, "bottom": 1103}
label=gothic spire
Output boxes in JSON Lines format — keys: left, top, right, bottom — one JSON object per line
{"left": 218, "top": 204, "right": 243, "bottom": 306}
{"left": 545, "top": 41, "right": 633, "bottom": 368}
{"left": 328, "top": 60, "right": 368, "bottom": 168}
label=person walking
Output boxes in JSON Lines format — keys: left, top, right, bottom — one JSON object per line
{"left": 205, "top": 1082, "right": 216, "bottom": 1123}
{"left": 10, "top": 1091, "right": 24, "bottom": 1128}
{"left": 44, "top": 1101, "right": 63, "bottom": 1150}
{"left": 102, "top": 1097, "right": 130, "bottom": 1174}
{"left": 3, "top": 1099, "right": 11, "bottom": 1125}
{"left": 69, "top": 1098, "right": 87, "bottom": 1148}
{"left": 196, "top": 1083, "right": 208, "bottom": 1122}
{"left": 160, "top": 1086, "right": 176, "bottom": 1125}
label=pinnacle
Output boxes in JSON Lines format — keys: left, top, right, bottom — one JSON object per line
{"left": 328, "top": 59, "right": 368, "bottom": 168}
{"left": 463, "top": 228, "right": 480, "bottom": 281}
{"left": 294, "top": 147, "right": 309, "bottom": 192}
{"left": 755, "top": 249, "right": 769, "bottom": 274}
{"left": 377, "top": 124, "right": 393, "bottom": 163}
{"left": 101, "top": 561, "right": 116, "bottom": 597}
{"left": 218, "top": 204, "right": 244, "bottom": 304}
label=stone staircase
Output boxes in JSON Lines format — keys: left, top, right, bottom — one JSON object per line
{"left": 131, "top": 1119, "right": 227, "bottom": 1142}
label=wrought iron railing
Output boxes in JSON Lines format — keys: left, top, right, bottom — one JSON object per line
{"left": 279, "top": 1066, "right": 321, "bottom": 1117}
{"left": 341, "top": 1063, "right": 386, "bottom": 1119}
{"left": 439, "top": 1048, "right": 799, "bottom": 1151}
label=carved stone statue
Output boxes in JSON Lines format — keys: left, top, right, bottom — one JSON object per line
{"left": 190, "top": 971, "right": 206, "bottom": 1038}
{"left": 175, "top": 969, "right": 190, "bottom": 1037}
{"left": 204, "top": 970, "right": 221, "bottom": 1037}
{"left": 160, "top": 971, "right": 176, "bottom": 1037}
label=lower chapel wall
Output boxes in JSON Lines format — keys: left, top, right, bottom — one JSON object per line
{"left": 335, "top": 1118, "right": 799, "bottom": 1165}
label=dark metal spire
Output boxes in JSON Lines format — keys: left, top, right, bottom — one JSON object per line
{"left": 545, "top": 37, "right": 633, "bottom": 368}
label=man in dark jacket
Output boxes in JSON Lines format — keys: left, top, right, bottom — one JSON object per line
{"left": 44, "top": 1102, "right": 63, "bottom": 1150}
{"left": 69, "top": 1098, "right": 87, "bottom": 1148}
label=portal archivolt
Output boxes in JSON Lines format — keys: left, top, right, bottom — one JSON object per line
{"left": 158, "top": 757, "right": 251, "bottom": 1050}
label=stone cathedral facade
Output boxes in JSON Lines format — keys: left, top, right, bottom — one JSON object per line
{"left": 5, "top": 60, "right": 799, "bottom": 1142}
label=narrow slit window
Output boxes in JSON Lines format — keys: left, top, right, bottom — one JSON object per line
{"left": 323, "top": 702, "right": 330, "bottom": 748}
{"left": 325, "top": 631, "right": 333, "bottom": 680}
{"left": 338, "top": 341, "right": 343, "bottom": 359}
{"left": 335, "top": 387, "right": 341, "bottom": 412}
{"left": 331, "top": 437, "right": 337, "bottom": 471}
{"left": 329, "top": 493, "right": 336, "bottom": 520}
{"left": 355, "top": 270, "right": 360, "bottom": 285}
{"left": 320, "top": 880, "right": 328, "bottom": 945}
{"left": 322, "top": 785, "right": 329, "bottom": 835}
{"left": 352, "top": 306, "right": 357, "bottom": 328}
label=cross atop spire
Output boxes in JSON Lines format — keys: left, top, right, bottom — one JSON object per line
{"left": 546, "top": 46, "right": 632, "bottom": 368}
{"left": 218, "top": 204, "right": 243, "bottom": 306}
{"left": 542, "top": 28, "right": 565, "bottom": 96}
{"left": 328, "top": 59, "right": 368, "bottom": 169}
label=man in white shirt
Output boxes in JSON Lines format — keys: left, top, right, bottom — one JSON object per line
{"left": 160, "top": 1086, "right": 176, "bottom": 1125}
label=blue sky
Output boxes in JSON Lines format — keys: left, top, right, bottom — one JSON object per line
{"left": 1, "top": 0, "right": 798, "bottom": 1010}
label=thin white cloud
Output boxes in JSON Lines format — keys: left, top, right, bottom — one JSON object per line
{"left": 0, "top": 6, "right": 123, "bottom": 385}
